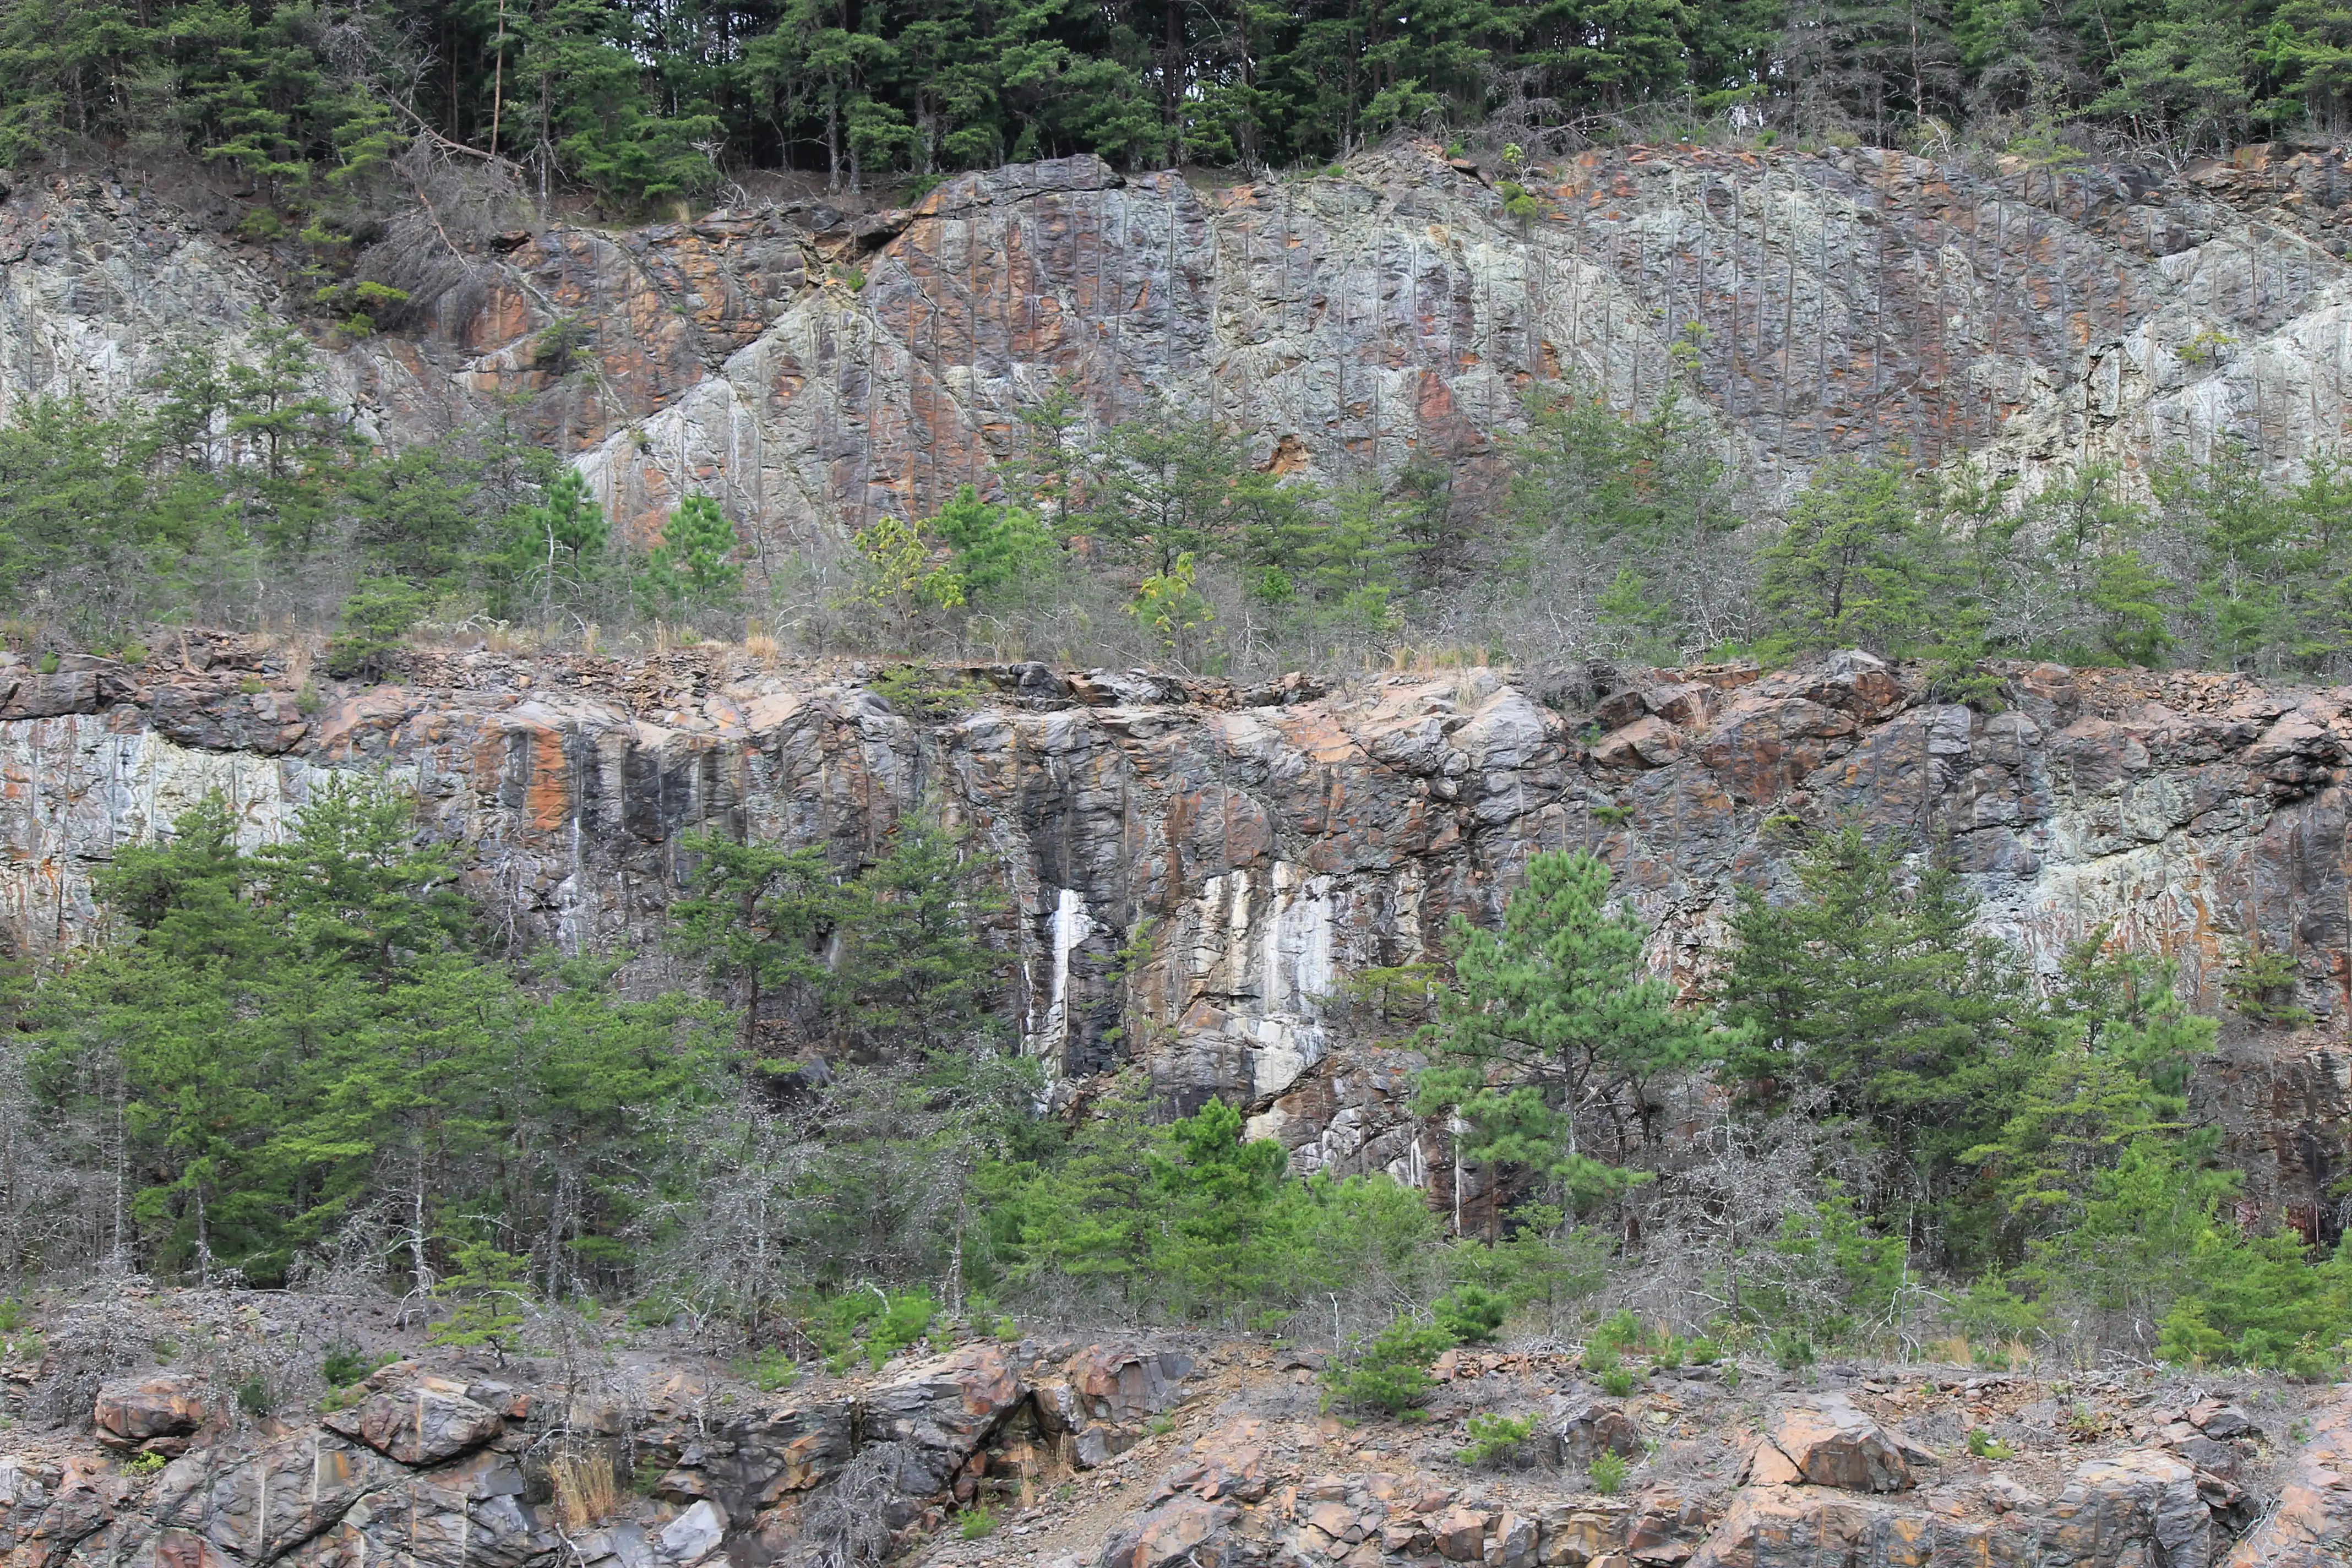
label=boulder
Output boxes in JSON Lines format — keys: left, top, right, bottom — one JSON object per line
{"left": 857, "top": 1344, "right": 1024, "bottom": 1494}
{"left": 655, "top": 1499, "right": 726, "bottom": 1565}
{"left": 94, "top": 1375, "right": 210, "bottom": 1452}
{"left": 1099, "top": 1499, "right": 1238, "bottom": 1568}
{"left": 1487, "top": 1511, "right": 1537, "bottom": 1568}
{"left": 2056, "top": 1449, "right": 2209, "bottom": 1568}
{"left": 1433, "top": 1504, "right": 1493, "bottom": 1561}
{"left": 1536, "top": 1506, "right": 1625, "bottom": 1566}
{"left": 1035, "top": 1343, "right": 1193, "bottom": 1468}
{"left": 1168, "top": 1423, "right": 1268, "bottom": 1502}
{"left": 1549, "top": 1401, "right": 1643, "bottom": 1466}
{"left": 2186, "top": 1400, "right": 2253, "bottom": 1440}
{"left": 321, "top": 1376, "right": 506, "bottom": 1466}
{"left": 1749, "top": 1393, "right": 1912, "bottom": 1493}
{"left": 1592, "top": 716, "right": 1683, "bottom": 769}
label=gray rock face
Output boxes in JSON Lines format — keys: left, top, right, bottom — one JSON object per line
{"left": 92, "top": 1375, "right": 210, "bottom": 1452}
{"left": 857, "top": 1344, "right": 1027, "bottom": 1496}
{"left": 4, "top": 649, "right": 2348, "bottom": 1222}
{"left": 320, "top": 1378, "right": 507, "bottom": 1466}
{"left": 15, "top": 143, "right": 2352, "bottom": 563}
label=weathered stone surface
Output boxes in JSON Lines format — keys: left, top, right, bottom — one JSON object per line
{"left": 152, "top": 1432, "right": 407, "bottom": 1559}
{"left": 1433, "top": 1504, "right": 1494, "bottom": 1561}
{"left": 2223, "top": 1393, "right": 2352, "bottom": 1566}
{"left": 655, "top": 1500, "right": 726, "bottom": 1565}
{"left": 7, "top": 650, "right": 2352, "bottom": 1226}
{"left": 1751, "top": 1393, "right": 1912, "bottom": 1493}
{"left": 1035, "top": 1344, "right": 1196, "bottom": 1467}
{"left": 320, "top": 1377, "right": 507, "bottom": 1466}
{"left": 93, "top": 1374, "right": 210, "bottom": 1452}
{"left": 857, "top": 1344, "right": 1025, "bottom": 1494}
{"left": 1550, "top": 1402, "right": 1645, "bottom": 1466}
{"left": 2055, "top": 1449, "right": 2213, "bottom": 1568}
{"left": 25, "top": 138, "right": 2352, "bottom": 573}
{"left": 1098, "top": 1499, "right": 1239, "bottom": 1568}
{"left": 297, "top": 1449, "right": 555, "bottom": 1568}
{"left": 1487, "top": 1510, "right": 1538, "bottom": 1568}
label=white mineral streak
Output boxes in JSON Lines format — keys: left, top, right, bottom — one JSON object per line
{"left": 1185, "top": 862, "right": 1336, "bottom": 1104}
{"left": 1028, "top": 886, "right": 1096, "bottom": 1069}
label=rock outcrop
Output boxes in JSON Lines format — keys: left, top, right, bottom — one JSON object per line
{"left": 4, "top": 644, "right": 2349, "bottom": 1218}
{"left": 0, "top": 1336, "right": 1205, "bottom": 1568}
{"left": 15, "top": 141, "right": 2352, "bottom": 562}
{"left": 1744, "top": 1395, "right": 1913, "bottom": 1492}
{"left": 9, "top": 1305, "right": 2348, "bottom": 1568}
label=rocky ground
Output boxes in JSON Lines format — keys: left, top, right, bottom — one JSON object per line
{"left": 2, "top": 1289, "right": 2347, "bottom": 1568}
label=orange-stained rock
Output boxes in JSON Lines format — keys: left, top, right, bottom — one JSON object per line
{"left": 93, "top": 1376, "right": 209, "bottom": 1452}
{"left": 2224, "top": 1395, "right": 2352, "bottom": 1566}
{"left": 1753, "top": 1394, "right": 1912, "bottom": 1493}
{"left": 1434, "top": 1504, "right": 1495, "bottom": 1561}
{"left": 1099, "top": 1498, "right": 1239, "bottom": 1568}
{"left": 319, "top": 1376, "right": 505, "bottom": 1467}
{"left": 859, "top": 1344, "right": 1026, "bottom": 1495}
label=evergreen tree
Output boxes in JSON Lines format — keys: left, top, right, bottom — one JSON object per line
{"left": 1717, "top": 825, "right": 2047, "bottom": 1262}
{"left": 930, "top": 483, "right": 1059, "bottom": 606}
{"left": 1415, "top": 850, "right": 1713, "bottom": 1201}
{"left": 500, "top": 465, "right": 609, "bottom": 624}
{"left": 1757, "top": 458, "right": 1944, "bottom": 659}
{"left": 649, "top": 492, "right": 747, "bottom": 612}
{"left": 671, "top": 832, "right": 836, "bottom": 1055}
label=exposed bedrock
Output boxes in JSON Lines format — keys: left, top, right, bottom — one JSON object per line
{"left": 3, "top": 645, "right": 2348, "bottom": 1218}
{"left": 13, "top": 141, "right": 2352, "bottom": 559}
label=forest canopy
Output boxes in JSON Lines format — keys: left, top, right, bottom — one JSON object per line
{"left": 0, "top": 0, "right": 2343, "bottom": 207}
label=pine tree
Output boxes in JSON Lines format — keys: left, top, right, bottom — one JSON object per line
{"left": 1757, "top": 459, "right": 1945, "bottom": 658}
{"left": 649, "top": 493, "right": 746, "bottom": 612}
{"left": 1414, "top": 851, "right": 1713, "bottom": 1199}
{"left": 671, "top": 832, "right": 835, "bottom": 1055}
{"left": 930, "top": 483, "right": 1058, "bottom": 606}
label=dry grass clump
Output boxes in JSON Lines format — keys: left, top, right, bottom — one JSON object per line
{"left": 548, "top": 1446, "right": 620, "bottom": 1534}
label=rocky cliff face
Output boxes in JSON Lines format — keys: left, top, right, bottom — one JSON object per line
{"left": 4, "top": 644, "right": 2347, "bottom": 1218}
{"left": 13, "top": 140, "right": 2352, "bottom": 558}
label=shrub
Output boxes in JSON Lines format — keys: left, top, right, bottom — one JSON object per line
{"left": 1771, "top": 1332, "right": 1816, "bottom": 1371}
{"left": 235, "top": 1374, "right": 274, "bottom": 1417}
{"left": 320, "top": 1343, "right": 387, "bottom": 1388}
{"left": 1589, "top": 1309, "right": 1649, "bottom": 1356}
{"left": 866, "top": 1291, "right": 939, "bottom": 1366}
{"left": 813, "top": 1288, "right": 939, "bottom": 1372}
{"left": 1434, "top": 1285, "right": 1509, "bottom": 1346}
{"left": 735, "top": 1346, "right": 798, "bottom": 1392}
{"left": 1965, "top": 1428, "right": 2016, "bottom": 1460}
{"left": 324, "top": 578, "right": 427, "bottom": 680}
{"left": 1686, "top": 1337, "right": 1722, "bottom": 1365}
{"left": 959, "top": 1505, "right": 998, "bottom": 1539}
{"left": 1599, "top": 1367, "right": 1637, "bottom": 1398}
{"left": 1588, "top": 1451, "right": 1629, "bottom": 1494}
{"left": 1456, "top": 1412, "right": 1537, "bottom": 1467}
{"left": 1327, "top": 1317, "right": 1453, "bottom": 1417}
